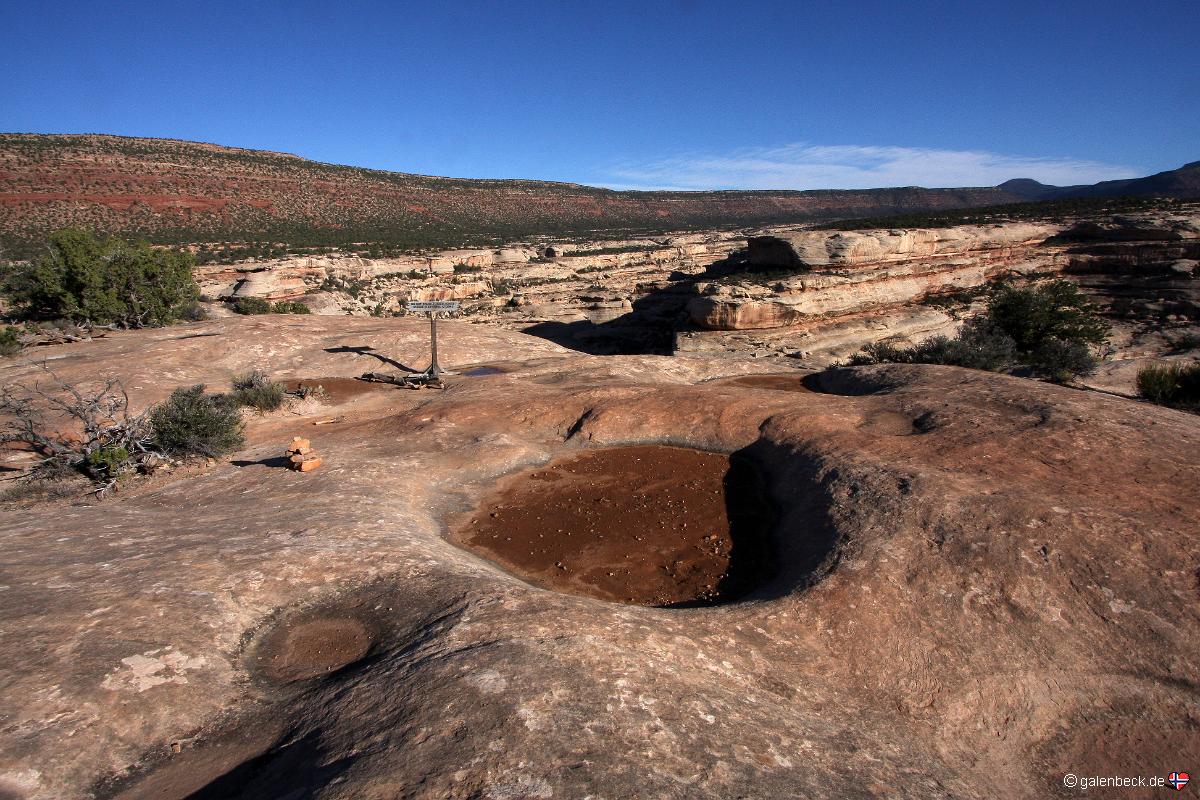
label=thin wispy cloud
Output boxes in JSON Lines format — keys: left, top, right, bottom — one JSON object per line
{"left": 600, "top": 143, "right": 1140, "bottom": 191}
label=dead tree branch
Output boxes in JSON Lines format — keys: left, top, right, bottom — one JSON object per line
{"left": 0, "top": 364, "right": 154, "bottom": 494}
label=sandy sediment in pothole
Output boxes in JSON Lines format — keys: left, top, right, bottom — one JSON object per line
{"left": 450, "top": 444, "right": 777, "bottom": 607}
{"left": 0, "top": 316, "right": 1196, "bottom": 800}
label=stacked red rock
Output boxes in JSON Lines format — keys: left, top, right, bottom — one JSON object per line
{"left": 287, "top": 437, "right": 321, "bottom": 472}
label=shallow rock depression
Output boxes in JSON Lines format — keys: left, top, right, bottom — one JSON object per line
{"left": 451, "top": 445, "right": 775, "bottom": 606}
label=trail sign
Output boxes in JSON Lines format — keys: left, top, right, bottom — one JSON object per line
{"left": 406, "top": 300, "right": 460, "bottom": 378}
{"left": 407, "top": 300, "right": 460, "bottom": 313}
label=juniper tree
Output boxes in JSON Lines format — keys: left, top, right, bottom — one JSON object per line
{"left": 5, "top": 229, "right": 199, "bottom": 327}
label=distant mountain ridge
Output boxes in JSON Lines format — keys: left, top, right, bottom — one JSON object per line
{"left": 0, "top": 133, "right": 1196, "bottom": 257}
{"left": 998, "top": 160, "right": 1200, "bottom": 201}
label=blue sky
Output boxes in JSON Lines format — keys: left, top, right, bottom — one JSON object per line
{"left": 1, "top": 0, "right": 1195, "bottom": 190}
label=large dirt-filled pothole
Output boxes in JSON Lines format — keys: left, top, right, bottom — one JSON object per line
{"left": 451, "top": 445, "right": 775, "bottom": 607}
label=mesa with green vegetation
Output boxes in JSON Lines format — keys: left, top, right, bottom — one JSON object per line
{"left": 0, "top": 133, "right": 1092, "bottom": 262}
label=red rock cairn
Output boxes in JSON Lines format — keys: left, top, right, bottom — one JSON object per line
{"left": 287, "top": 437, "right": 321, "bottom": 472}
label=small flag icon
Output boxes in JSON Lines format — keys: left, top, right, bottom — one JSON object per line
{"left": 1168, "top": 772, "right": 1189, "bottom": 791}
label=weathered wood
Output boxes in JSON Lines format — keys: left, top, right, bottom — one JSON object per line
{"left": 359, "top": 372, "right": 445, "bottom": 390}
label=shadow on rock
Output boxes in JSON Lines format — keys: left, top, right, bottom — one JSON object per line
{"left": 729, "top": 437, "right": 845, "bottom": 602}
{"left": 519, "top": 248, "right": 772, "bottom": 356}
{"left": 178, "top": 731, "right": 357, "bottom": 800}
{"left": 323, "top": 345, "right": 421, "bottom": 373}
{"left": 801, "top": 365, "right": 908, "bottom": 396}
{"left": 230, "top": 456, "right": 292, "bottom": 469}
{"left": 103, "top": 583, "right": 471, "bottom": 800}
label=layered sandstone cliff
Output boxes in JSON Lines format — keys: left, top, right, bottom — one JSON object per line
{"left": 189, "top": 210, "right": 1199, "bottom": 376}
{"left": 192, "top": 233, "right": 744, "bottom": 319}
{"left": 686, "top": 223, "right": 1065, "bottom": 331}
{"left": 676, "top": 213, "right": 1200, "bottom": 368}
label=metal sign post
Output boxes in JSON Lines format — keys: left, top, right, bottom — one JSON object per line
{"left": 407, "top": 300, "right": 460, "bottom": 379}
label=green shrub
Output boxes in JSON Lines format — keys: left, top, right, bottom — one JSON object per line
{"left": 984, "top": 280, "right": 1109, "bottom": 353}
{"left": 231, "top": 296, "right": 271, "bottom": 315}
{"left": 1137, "top": 362, "right": 1200, "bottom": 412}
{"left": 848, "top": 280, "right": 1107, "bottom": 381}
{"left": 150, "top": 385, "right": 244, "bottom": 457}
{"left": 847, "top": 341, "right": 916, "bottom": 366}
{"left": 318, "top": 274, "right": 369, "bottom": 297}
{"left": 230, "top": 370, "right": 285, "bottom": 412}
{"left": 942, "top": 322, "right": 1021, "bottom": 370}
{"left": 83, "top": 446, "right": 131, "bottom": 482}
{"left": 1027, "top": 337, "right": 1098, "bottom": 382}
{"left": 849, "top": 319, "right": 1017, "bottom": 371}
{"left": 178, "top": 302, "right": 210, "bottom": 322}
{"left": 0, "top": 477, "right": 82, "bottom": 505}
{"left": 0, "top": 327, "right": 22, "bottom": 357}
{"left": 4, "top": 229, "right": 199, "bottom": 327}
{"left": 453, "top": 263, "right": 483, "bottom": 273}
{"left": 271, "top": 300, "right": 311, "bottom": 314}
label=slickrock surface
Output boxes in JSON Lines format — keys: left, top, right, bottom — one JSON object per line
{"left": 0, "top": 316, "right": 1197, "bottom": 800}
